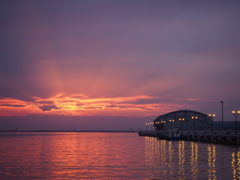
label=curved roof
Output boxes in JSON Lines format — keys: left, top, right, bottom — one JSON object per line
{"left": 154, "top": 110, "right": 211, "bottom": 123}
{"left": 163, "top": 110, "right": 208, "bottom": 117}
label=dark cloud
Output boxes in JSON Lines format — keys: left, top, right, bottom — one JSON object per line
{"left": 38, "top": 105, "right": 60, "bottom": 112}
{"left": 36, "top": 101, "right": 54, "bottom": 105}
{"left": 0, "top": 104, "right": 26, "bottom": 108}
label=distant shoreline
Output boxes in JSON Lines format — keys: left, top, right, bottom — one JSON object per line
{"left": 0, "top": 130, "right": 137, "bottom": 133}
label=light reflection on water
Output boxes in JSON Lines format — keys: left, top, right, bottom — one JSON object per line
{"left": 0, "top": 132, "right": 240, "bottom": 179}
{"left": 232, "top": 151, "right": 240, "bottom": 180}
{"left": 178, "top": 141, "right": 185, "bottom": 177}
{"left": 208, "top": 144, "right": 216, "bottom": 180}
{"left": 144, "top": 136, "right": 240, "bottom": 180}
{"left": 191, "top": 142, "right": 198, "bottom": 179}
{"left": 0, "top": 132, "right": 147, "bottom": 179}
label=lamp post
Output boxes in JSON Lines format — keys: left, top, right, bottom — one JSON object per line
{"left": 191, "top": 116, "right": 198, "bottom": 134}
{"left": 169, "top": 119, "right": 174, "bottom": 130}
{"left": 161, "top": 121, "right": 166, "bottom": 130}
{"left": 145, "top": 123, "right": 149, "bottom": 132}
{"left": 179, "top": 118, "right": 185, "bottom": 134}
{"left": 232, "top": 111, "right": 240, "bottom": 135}
{"left": 221, "top": 101, "right": 223, "bottom": 129}
{"left": 208, "top": 114, "right": 215, "bottom": 135}
{"left": 150, "top": 122, "right": 154, "bottom": 131}
{"left": 154, "top": 121, "right": 159, "bottom": 131}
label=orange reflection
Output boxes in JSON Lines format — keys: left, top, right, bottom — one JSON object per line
{"left": 147, "top": 139, "right": 168, "bottom": 176}
{"left": 191, "top": 142, "right": 199, "bottom": 179}
{"left": 208, "top": 144, "right": 216, "bottom": 180}
{"left": 159, "top": 140, "right": 167, "bottom": 168}
{"left": 178, "top": 141, "right": 185, "bottom": 176}
{"left": 168, "top": 141, "right": 175, "bottom": 176}
{"left": 232, "top": 150, "right": 240, "bottom": 180}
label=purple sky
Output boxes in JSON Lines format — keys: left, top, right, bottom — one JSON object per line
{"left": 0, "top": 0, "right": 240, "bottom": 131}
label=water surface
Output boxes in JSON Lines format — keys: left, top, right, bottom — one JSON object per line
{"left": 0, "top": 132, "right": 239, "bottom": 179}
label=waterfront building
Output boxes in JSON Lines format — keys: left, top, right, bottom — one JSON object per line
{"left": 153, "top": 110, "right": 212, "bottom": 131}
{"left": 153, "top": 110, "right": 239, "bottom": 131}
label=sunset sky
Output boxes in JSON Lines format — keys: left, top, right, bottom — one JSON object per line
{"left": 0, "top": 0, "right": 240, "bottom": 131}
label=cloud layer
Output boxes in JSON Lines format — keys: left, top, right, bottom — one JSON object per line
{"left": 0, "top": 1, "right": 239, "bottom": 124}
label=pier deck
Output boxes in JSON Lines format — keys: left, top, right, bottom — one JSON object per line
{"left": 139, "top": 130, "right": 240, "bottom": 145}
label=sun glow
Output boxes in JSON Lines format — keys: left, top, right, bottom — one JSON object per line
{"left": 0, "top": 93, "right": 184, "bottom": 117}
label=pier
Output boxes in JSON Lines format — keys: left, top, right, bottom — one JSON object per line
{"left": 140, "top": 110, "right": 240, "bottom": 145}
{"left": 181, "top": 130, "right": 240, "bottom": 145}
{"left": 139, "top": 130, "right": 240, "bottom": 146}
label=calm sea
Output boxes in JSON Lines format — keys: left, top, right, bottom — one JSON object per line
{"left": 0, "top": 132, "right": 239, "bottom": 179}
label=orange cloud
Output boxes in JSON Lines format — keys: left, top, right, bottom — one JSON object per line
{"left": 0, "top": 98, "right": 42, "bottom": 116}
{"left": 0, "top": 93, "right": 185, "bottom": 116}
